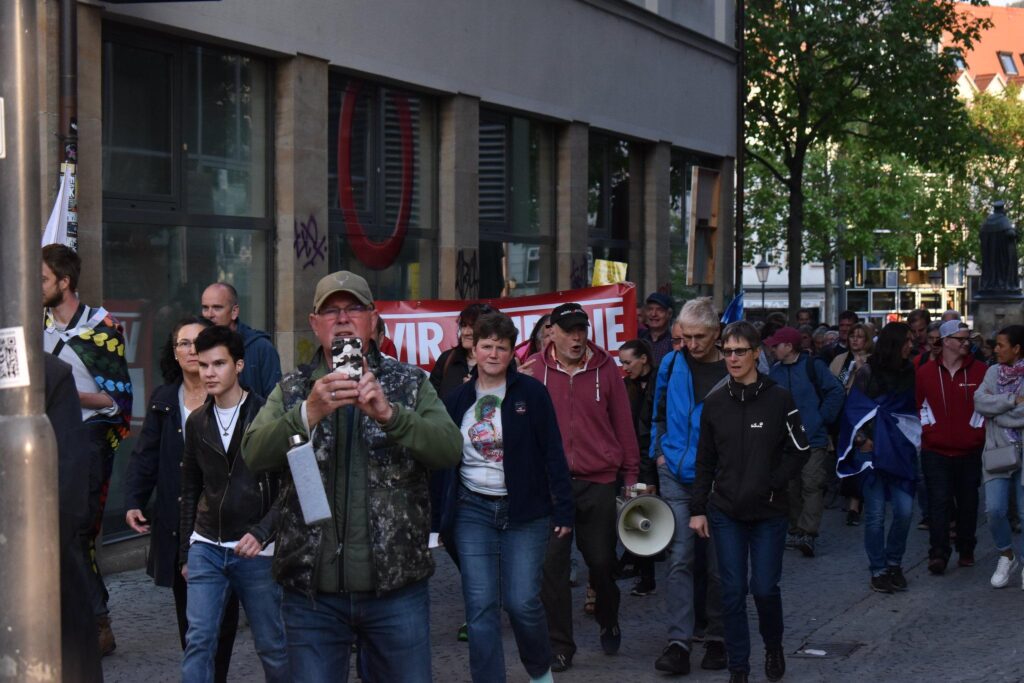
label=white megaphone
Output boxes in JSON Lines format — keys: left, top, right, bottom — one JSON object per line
{"left": 616, "top": 494, "right": 675, "bottom": 557}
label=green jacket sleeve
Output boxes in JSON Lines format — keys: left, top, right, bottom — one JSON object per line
{"left": 242, "top": 384, "right": 307, "bottom": 474}
{"left": 380, "top": 375, "right": 463, "bottom": 470}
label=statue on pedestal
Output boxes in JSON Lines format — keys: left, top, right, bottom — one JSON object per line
{"left": 978, "top": 201, "right": 1021, "bottom": 297}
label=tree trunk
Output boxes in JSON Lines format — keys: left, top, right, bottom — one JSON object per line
{"left": 822, "top": 246, "right": 834, "bottom": 326}
{"left": 786, "top": 171, "right": 804, "bottom": 321}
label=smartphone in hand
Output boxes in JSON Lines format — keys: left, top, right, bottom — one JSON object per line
{"left": 332, "top": 337, "right": 363, "bottom": 381}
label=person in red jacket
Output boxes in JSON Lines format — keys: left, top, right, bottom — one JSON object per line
{"left": 916, "top": 320, "right": 987, "bottom": 575}
{"left": 522, "top": 302, "right": 640, "bottom": 673}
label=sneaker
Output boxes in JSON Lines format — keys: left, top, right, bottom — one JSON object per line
{"left": 870, "top": 573, "right": 894, "bottom": 593}
{"left": 600, "top": 624, "right": 621, "bottom": 655}
{"left": 701, "top": 640, "right": 727, "bottom": 670}
{"left": 958, "top": 552, "right": 975, "bottom": 568}
{"left": 457, "top": 622, "right": 469, "bottom": 641}
{"left": 928, "top": 556, "right": 947, "bottom": 575}
{"left": 796, "top": 534, "right": 816, "bottom": 558}
{"left": 630, "top": 578, "right": 657, "bottom": 596}
{"left": 785, "top": 533, "right": 799, "bottom": 549}
{"left": 765, "top": 646, "right": 786, "bottom": 682}
{"left": 551, "top": 653, "right": 573, "bottom": 673}
{"left": 991, "top": 554, "right": 1019, "bottom": 588}
{"left": 654, "top": 642, "right": 691, "bottom": 675}
{"left": 887, "top": 566, "right": 908, "bottom": 591}
{"left": 846, "top": 509, "right": 861, "bottom": 526}
{"left": 729, "top": 673, "right": 750, "bottom": 683}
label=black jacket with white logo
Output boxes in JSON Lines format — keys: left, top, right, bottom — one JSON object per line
{"left": 692, "top": 374, "right": 809, "bottom": 521}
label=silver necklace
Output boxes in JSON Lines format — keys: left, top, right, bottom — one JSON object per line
{"left": 214, "top": 391, "right": 246, "bottom": 437}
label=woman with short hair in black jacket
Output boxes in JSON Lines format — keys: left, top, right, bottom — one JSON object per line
{"left": 690, "top": 321, "right": 809, "bottom": 683}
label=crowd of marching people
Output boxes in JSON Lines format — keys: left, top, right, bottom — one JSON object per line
{"left": 43, "top": 242, "right": 1024, "bottom": 682}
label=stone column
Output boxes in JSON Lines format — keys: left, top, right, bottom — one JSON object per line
{"left": 713, "top": 156, "right": 736, "bottom": 312}
{"left": 556, "top": 121, "right": 589, "bottom": 290}
{"left": 76, "top": 2, "right": 103, "bottom": 300}
{"left": 643, "top": 141, "right": 671, "bottom": 296}
{"left": 438, "top": 94, "right": 479, "bottom": 300}
{"left": 628, "top": 144, "right": 646, "bottom": 288}
{"left": 275, "top": 55, "right": 328, "bottom": 369}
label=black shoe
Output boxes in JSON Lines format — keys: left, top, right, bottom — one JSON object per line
{"left": 887, "top": 566, "right": 908, "bottom": 591}
{"left": 917, "top": 518, "right": 929, "bottom": 530}
{"left": 729, "top": 672, "right": 749, "bottom": 683}
{"left": 765, "top": 647, "right": 785, "bottom": 681}
{"left": 796, "top": 534, "right": 816, "bottom": 558}
{"left": 870, "top": 573, "right": 894, "bottom": 593}
{"left": 630, "top": 578, "right": 657, "bottom": 596}
{"left": 928, "top": 556, "right": 947, "bottom": 575}
{"left": 654, "top": 642, "right": 690, "bottom": 675}
{"left": 785, "top": 533, "right": 799, "bottom": 549}
{"left": 701, "top": 640, "right": 727, "bottom": 670}
{"left": 846, "top": 509, "right": 861, "bottom": 526}
{"left": 551, "top": 653, "right": 573, "bottom": 673}
{"left": 600, "top": 624, "right": 621, "bottom": 655}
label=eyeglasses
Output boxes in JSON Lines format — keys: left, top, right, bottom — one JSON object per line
{"left": 948, "top": 335, "right": 971, "bottom": 345}
{"left": 318, "top": 304, "right": 371, "bottom": 319}
{"left": 721, "top": 347, "right": 753, "bottom": 357}
{"left": 175, "top": 339, "right": 196, "bottom": 350}
{"left": 671, "top": 337, "right": 684, "bottom": 345}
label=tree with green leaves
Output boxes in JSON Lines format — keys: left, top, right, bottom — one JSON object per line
{"left": 745, "top": 0, "right": 989, "bottom": 318}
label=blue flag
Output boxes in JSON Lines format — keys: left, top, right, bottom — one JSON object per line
{"left": 837, "top": 385, "right": 921, "bottom": 493}
{"left": 720, "top": 291, "right": 744, "bottom": 324}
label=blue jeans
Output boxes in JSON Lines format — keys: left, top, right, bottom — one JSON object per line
{"left": 986, "top": 469, "right": 1024, "bottom": 554}
{"left": 658, "top": 466, "right": 696, "bottom": 645}
{"left": 454, "top": 486, "right": 552, "bottom": 682}
{"left": 182, "top": 542, "right": 288, "bottom": 683}
{"left": 861, "top": 468, "right": 914, "bottom": 576}
{"left": 282, "top": 579, "right": 431, "bottom": 683}
{"left": 709, "top": 509, "right": 787, "bottom": 674}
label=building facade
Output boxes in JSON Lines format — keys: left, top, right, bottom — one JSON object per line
{"left": 35, "top": 0, "right": 737, "bottom": 539}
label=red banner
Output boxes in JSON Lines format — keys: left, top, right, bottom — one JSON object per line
{"left": 377, "top": 283, "right": 638, "bottom": 370}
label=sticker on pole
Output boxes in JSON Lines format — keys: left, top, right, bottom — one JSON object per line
{"left": 0, "top": 97, "right": 6, "bottom": 159}
{"left": 0, "top": 326, "right": 30, "bottom": 389}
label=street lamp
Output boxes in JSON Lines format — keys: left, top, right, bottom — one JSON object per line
{"left": 755, "top": 256, "right": 770, "bottom": 318}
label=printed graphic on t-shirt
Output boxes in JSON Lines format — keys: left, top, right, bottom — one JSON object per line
{"left": 468, "top": 394, "right": 503, "bottom": 462}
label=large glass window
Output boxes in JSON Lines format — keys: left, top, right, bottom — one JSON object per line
{"left": 587, "top": 133, "right": 632, "bottom": 275}
{"left": 101, "top": 27, "right": 273, "bottom": 542}
{"left": 478, "top": 110, "right": 555, "bottom": 298}
{"left": 327, "top": 73, "right": 437, "bottom": 299}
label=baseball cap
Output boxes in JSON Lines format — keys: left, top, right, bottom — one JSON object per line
{"left": 939, "top": 320, "right": 969, "bottom": 339}
{"left": 763, "top": 326, "right": 802, "bottom": 347}
{"left": 550, "top": 302, "right": 590, "bottom": 330}
{"left": 645, "top": 292, "right": 674, "bottom": 310}
{"left": 313, "top": 271, "right": 374, "bottom": 312}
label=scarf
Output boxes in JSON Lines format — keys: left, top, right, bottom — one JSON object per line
{"left": 995, "top": 358, "right": 1024, "bottom": 443}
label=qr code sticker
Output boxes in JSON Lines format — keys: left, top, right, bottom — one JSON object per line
{"left": 0, "top": 326, "right": 30, "bottom": 389}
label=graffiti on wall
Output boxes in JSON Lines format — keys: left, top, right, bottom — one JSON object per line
{"left": 455, "top": 249, "right": 479, "bottom": 300}
{"left": 570, "top": 255, "right": 588, "bottom": 290}
{"left": 294, "top": 214, "right": 326, "bottom": 270}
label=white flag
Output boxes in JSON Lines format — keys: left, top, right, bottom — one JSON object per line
{"left": 42, "top": 163, "right": 76, "bottom": 249}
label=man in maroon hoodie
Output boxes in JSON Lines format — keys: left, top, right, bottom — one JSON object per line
{"left": 916, "top": 319, "right": 987, "bottom": 575}
{"left": 526, "top": 302, "right": 639, "bottom": 673}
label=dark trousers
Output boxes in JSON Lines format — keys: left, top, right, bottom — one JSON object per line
{"left": 542, "top": 480, "right": 619, "bottom": 658}
{"left": 921, "top": 450, "right": 982, "bottom": 560}
{"left": 82, "top": 420, "right": 115, "bottom": 618}
{"left": 173, "top": 569, "right": 239, "bottom": 683}
{"left": 710, "top": 509, "right": 787, "bottom": 674}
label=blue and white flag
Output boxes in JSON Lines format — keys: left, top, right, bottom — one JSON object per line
{"left": 720, "top": 290, "right": 744, "bottom": 324}
{"left": 837, "top": 385, "right": 920, "bottom": 493}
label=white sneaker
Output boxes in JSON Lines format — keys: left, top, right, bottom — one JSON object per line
{"left": 991, "top": 554, "right": 1019, "bottom": 588}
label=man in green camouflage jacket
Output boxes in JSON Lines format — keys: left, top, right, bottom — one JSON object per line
{"left": 242, "top": 271, "right": 462, "bottom": 682}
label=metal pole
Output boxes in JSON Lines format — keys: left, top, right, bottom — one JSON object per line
{"left": 59, "top": 0, "right": 77, "bottom": 165}
{"left": 0, "top": 1, "right": 62, "bottom": 679}
{"left": 761, "top": 281, "right": 766, "bottom": 317}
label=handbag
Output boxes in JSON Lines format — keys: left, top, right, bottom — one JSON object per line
{"left": 984, "top": 443, "right": 1022, "bottom": 475}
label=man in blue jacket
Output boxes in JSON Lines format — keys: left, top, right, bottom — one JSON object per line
{"left": 202, "top": 282, "right": 282, "bottom": 398}
{"left": 766, "top": 326, "right": 845, "bottom": 558}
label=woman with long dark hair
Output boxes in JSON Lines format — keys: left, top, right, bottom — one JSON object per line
{"left": 974, "top": 324, "right": 1024, "bottom": 588}
{"left": 839, "top": 322, "right": 919, "bottom": 594}
{"left": 830, "top": 323, "right": 874, "bottom": 526}
{"left": 123, "top": 316, "right": 242, "bottom": 682}
{"left": 515, "top": 314, "right": 553, "bottom": 363}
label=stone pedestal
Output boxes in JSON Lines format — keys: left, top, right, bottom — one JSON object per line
{"left": 971, "top": 297, "right": 1024, "bottom": 339}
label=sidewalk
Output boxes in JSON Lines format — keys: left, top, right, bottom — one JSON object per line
{"left": 102, "top": 499, "right": 1024, "bottom": 682}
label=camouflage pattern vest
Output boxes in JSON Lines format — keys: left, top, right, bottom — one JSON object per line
{"left": 274, "top": 350, "right": 433, "bottom": 595}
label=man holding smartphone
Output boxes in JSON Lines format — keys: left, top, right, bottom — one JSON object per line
{"left": 242, "top": 271, "right": 462, "bottom": 683}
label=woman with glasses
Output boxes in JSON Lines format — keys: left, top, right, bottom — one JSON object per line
{"left": 973, "top": 325, "right": 1024, "bottom": 588}
{"left": 441, "top": 311, "right": 573, "bottom": 683}
{"left": 515, "top": 314, "right": 553, "bottom": 364}
{"left": 689, "top": 321, "right": 808, "bottom": 683}
{"left": 123, "top": 317, "right": 243, "bottom": 682}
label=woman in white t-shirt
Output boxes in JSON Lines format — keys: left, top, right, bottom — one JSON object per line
{"left": 442, "top": 312, "right": 575, "bottom": 683}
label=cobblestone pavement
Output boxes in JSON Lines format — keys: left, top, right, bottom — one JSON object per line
{"left": 102, "top": 495, "right": 1024, "bottom": 682}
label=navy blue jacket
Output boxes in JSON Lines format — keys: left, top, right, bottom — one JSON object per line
{"left": 238, "top": 321, "right": 282, "bottom": 399}
{"left": 441, "top": 366, "right": 575, "bottom": 533}
{"left": 768, "top": 352, "right": 845, "bottom": 448}
{"left": 123, "top": 382, "right": 186, "bottom": 587}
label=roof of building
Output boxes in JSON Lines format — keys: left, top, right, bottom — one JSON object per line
{"left": 949, "top": 4, "right": 1024, "bottom": 81}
